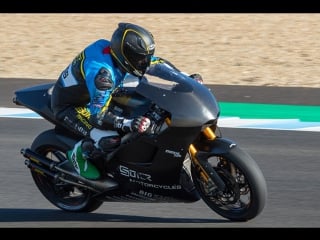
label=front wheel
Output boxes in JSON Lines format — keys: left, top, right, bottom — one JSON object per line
{"left": 191, "top": 145, "right": 267, "bottom": 221}
{"left": 30, "top": 130, "right": 103, "bottom": 212}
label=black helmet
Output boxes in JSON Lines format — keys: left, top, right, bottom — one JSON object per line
{"left": 110, "top": 23, "right": 155, "bottom": 77}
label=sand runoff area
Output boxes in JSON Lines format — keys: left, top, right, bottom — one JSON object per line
{"left": 0, "top": 14, "right": 320, "bottom": 88}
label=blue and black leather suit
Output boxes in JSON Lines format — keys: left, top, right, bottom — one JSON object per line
{"left": 51, "top": 39, "right": 183, "bottom": 151}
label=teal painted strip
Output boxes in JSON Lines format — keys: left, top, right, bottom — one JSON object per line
{"left": 219, "top": 102, "right": 320, "bottom": 122}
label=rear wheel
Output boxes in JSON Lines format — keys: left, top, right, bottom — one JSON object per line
{"left": 191, "top": 145, "right": 267, "bottom": 221}
{"left": 30, "top": 130, "right": 103, "bottom": 212}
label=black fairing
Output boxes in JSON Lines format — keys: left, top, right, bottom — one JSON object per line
{"left": 136, "top": 75, "right": 220, "bottom": 127}
{"left": 13, "top": 83, "right": 58, "bottom": 125}
{"left": 13, "top": 69, "right": 220, "bottom": 203}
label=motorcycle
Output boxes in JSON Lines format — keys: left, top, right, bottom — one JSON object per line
{"left": 13, "top": 66, "right": 267, "bottom": 222}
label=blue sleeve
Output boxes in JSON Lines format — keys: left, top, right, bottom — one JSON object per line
{"left": 84, "top": 63, "right": 115, "bottom": 115}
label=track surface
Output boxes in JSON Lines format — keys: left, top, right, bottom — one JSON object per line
{"left": 0, "top": 78, "right": 319, "bottom": 228}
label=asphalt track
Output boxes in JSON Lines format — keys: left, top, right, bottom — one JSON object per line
{"left": 0, "top": 78, "right": 320, "bottom": 228}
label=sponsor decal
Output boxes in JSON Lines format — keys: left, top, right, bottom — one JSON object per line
{"left": 70, "top": 153, "right": 80, "bottom": 173}
{"left": 130, "top": 179, "right": 182, "bottom": 190}
{"left": 119, "top": 165, "right": 152, "bottom": 182}
{"left": 165, "top": 149, "right": 182, "bottom": 158}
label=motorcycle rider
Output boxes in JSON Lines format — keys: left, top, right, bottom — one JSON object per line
{"left": 51, "top": 22, "right": 203, "bottom": 180}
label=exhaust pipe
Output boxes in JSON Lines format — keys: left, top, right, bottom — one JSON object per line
{"left": 21, "top": 148, "right": 118, "bottom": 193}
{"left": 25, "top": 159, "right": 57, "bottom": 178}
{"left": 21, "top": 148, "right": 56, "bottom": 170}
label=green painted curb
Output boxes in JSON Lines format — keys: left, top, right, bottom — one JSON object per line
{"left": 219, "top": 102, "right": 320, "bottom": 122}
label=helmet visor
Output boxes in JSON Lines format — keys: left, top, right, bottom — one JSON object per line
{"left": 124, "top": 50, "right": 152, "bottom": 72}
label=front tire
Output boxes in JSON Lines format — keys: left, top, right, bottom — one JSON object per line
{"left": 30, "top": 130, "right": 103, "bottom": 212}
{"left": 191, "top": 145, "right": 267, "bottom": 221}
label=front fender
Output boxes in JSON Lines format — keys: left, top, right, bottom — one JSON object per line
{"left": 195, "top": 137, "right": 237, "bottom": 158}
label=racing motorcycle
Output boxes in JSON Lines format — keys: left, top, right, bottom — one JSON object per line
{"left": 13, "top": 65, "right": 267, "bottom": 222}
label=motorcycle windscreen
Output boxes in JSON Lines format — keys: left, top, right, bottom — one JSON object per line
{"left": 136, "top": 64, "right": 220, "bottom": 127}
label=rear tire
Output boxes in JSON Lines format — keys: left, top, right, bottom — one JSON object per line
{"left": 30, "top": 130, "right": 103, "bottom": 213}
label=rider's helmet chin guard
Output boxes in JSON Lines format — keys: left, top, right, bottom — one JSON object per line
{"left": 110, "top": 22, "right": 155, "bottom": 77}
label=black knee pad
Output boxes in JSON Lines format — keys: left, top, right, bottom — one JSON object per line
{"left": 98, "top": 136, "right": 121, "bottom": 153}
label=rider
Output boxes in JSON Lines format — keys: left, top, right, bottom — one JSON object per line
{"left": 51, "top": 22, "right": 203, "bottom": 180}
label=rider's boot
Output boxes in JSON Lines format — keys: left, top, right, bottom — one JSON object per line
{"left": 67, "top": 139, "right": 101, "bottom": 180}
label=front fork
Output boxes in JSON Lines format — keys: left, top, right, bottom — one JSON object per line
{"left": 190, "top": 126, "right": 226, "bottom": 192}
{"left": 165, "top": 118, "right": 226, "bottom": 192}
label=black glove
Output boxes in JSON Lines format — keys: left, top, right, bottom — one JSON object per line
{"left": 114, "top": 116, "right": 151, "bottom": 133}
{"left": 189, "top": 73, "right": 203, "bottom": 84}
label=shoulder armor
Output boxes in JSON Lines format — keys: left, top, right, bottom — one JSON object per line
{"left": 94, "top": 67, "right": 113, "bottom": 90}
